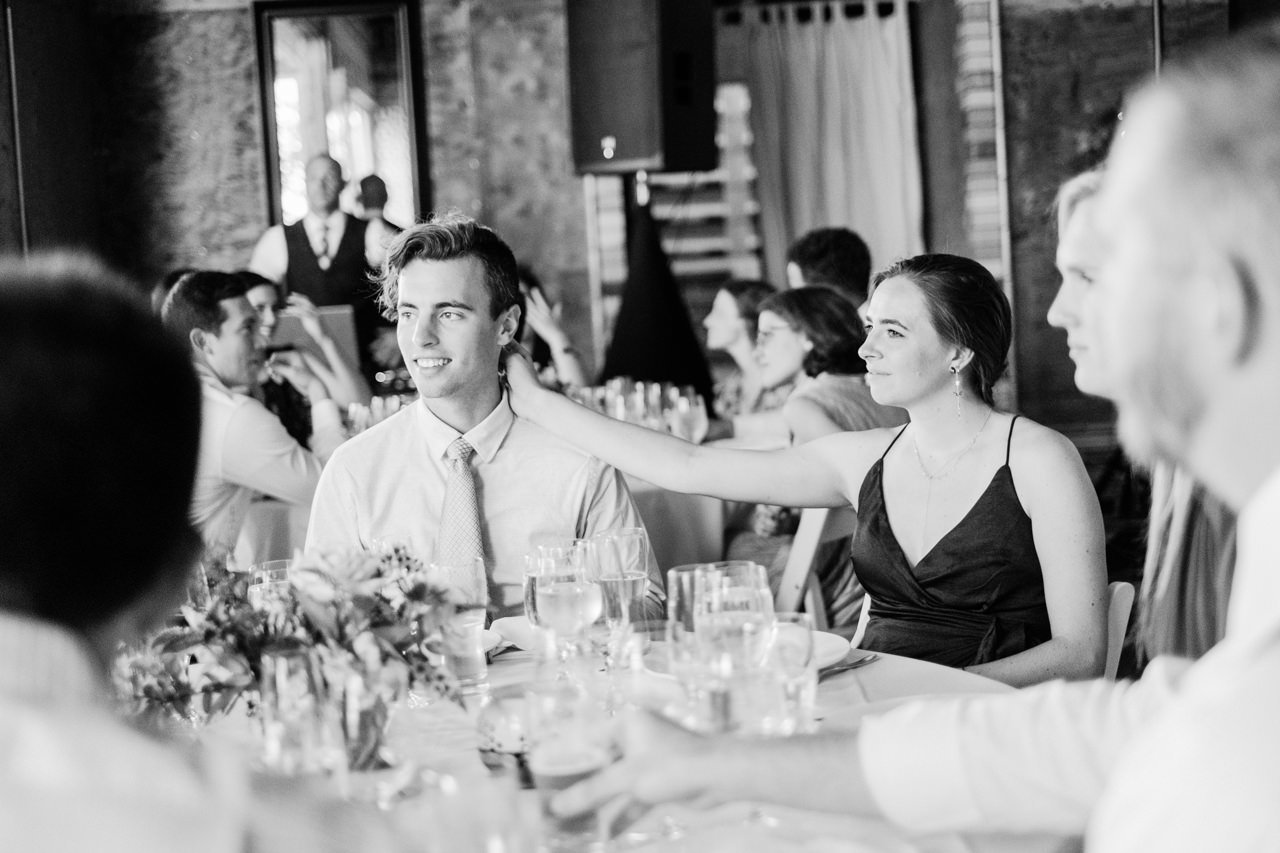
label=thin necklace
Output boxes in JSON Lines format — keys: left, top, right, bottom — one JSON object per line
{"left": 912, "top": 409, "right": 993, "bottom": 558}
{"left": 911, "top": 409, "right": 994, "bottom": 481}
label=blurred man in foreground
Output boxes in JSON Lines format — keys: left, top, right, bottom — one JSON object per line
{"left": 0, "top": 254, "right": 417, "bottom": 852}
{"left": 555, "top": 25, "right": 1280, "bottom": 850}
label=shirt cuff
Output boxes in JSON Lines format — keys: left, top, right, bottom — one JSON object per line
{"left": 860, "top": 699, "right": 985, "bottom": 833}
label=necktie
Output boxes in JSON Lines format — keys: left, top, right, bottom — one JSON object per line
{"left": 434, "top": 438, "right": 486, "bottom": 601}
{"left": 316, "top": 220, "right": 331, "bottom": 270}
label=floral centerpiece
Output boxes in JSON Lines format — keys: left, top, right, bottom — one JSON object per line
{"left": 115, "top": 545, "right": 463, "bottom": 770}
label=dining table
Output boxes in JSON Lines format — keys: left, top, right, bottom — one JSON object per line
{"left": 363, "top": 642, "right": 1075, "bottom": 853}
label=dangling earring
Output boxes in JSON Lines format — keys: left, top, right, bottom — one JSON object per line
{"left": 951, "top": 365, "right": 962, "bottom": 416}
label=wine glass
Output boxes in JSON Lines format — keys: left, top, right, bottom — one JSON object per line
{"left": 592, "top": 529, "right": 649, "bottom": 626}
{"left": 533, "top": 549, "right": 603, "bottom": 668}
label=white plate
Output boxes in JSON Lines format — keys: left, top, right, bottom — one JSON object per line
{"left": 813, "top": 631, "right": 852, "bottom": 670}
{"left": 490, "top": 615, "right": 542, "bottom": 650}
{"left": 482, "top": 629, "right": 503, "bottom": 653}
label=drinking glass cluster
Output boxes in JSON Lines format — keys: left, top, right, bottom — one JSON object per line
{"left": 567, "top": 378, "right": 709, "bottom": 444}
{"left": 666, "top": 561, "right": 815, "bottom": 736}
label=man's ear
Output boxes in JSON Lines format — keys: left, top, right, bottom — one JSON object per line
{"left": 1219, "top": 255, "right": 1263, "bottom": 365}
{"left": 496, "top": 304, "right": 520, "bottom": 345}
{"left": 190, "top": 327, "right": 210, "bottom": 355}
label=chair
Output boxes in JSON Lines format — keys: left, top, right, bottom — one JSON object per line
{"left": 852, "top": 581, "right": 1137, "bottom": 674}
{"left": 775, "top": 506, "right": 858, "bottom": 631}
{"left": 1105, "top": 580, "right": 1136, "bottom": 680}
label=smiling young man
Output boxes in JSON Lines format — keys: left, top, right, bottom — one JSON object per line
{"left": 305, "top": 212, "right": 664, "bottom": 617}
{"left": 162, "top": 271, "right": 346, "bottom": 565}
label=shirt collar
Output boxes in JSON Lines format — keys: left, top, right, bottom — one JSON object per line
{"left": 415, "top": 392, "right": 515, "bottom": 465}
{"left": 304, "top": 209, "right": 345, "bottom": 231}
{"left": 0, "top": 611, "right": 106, "bottom": 706}
{"left": 194, "top": 361, "right": 251, "bottom": 397}
{"left": 1226, "top": 463, "right": 1280, "bottom": 641}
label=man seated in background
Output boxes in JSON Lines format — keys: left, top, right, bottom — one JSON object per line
{"left": 785, "top": 226, "right": 873, "bottom": 311}
{"left": 0, "top": 254, "right": 416, "bottom": 852}
{"left": 307, "top": 212, "right": 665, "bottom": 618}
{"left": 555, "top": 24, "right": 1280, "bottom": 849}
{"left": 163, "top": 271, "right": 346, "bottom": 566}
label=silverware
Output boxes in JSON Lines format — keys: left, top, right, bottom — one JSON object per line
{"left": 818, "top": 652, "right": 879, "bottom": 682}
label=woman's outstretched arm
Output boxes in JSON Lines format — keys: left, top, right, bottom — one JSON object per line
{"left": 504, "top": 347, "right": 855, "bottom": 509}
{"left": 967, "top": 421, "right": 1109, "bottom": 686}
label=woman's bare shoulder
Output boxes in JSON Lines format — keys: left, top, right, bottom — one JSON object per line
{"left": 1005, "top": 415, "right": 1092, "bottom": 503}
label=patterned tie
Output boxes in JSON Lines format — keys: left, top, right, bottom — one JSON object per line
{"left": 435, "top": 437, "right": 485, "bottom": 571}
{"left": 316, "top": 221, "right": 331, "bottom": 271}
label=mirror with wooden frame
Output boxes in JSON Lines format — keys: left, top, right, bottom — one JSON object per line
{"left": 254, "top": 0, "right": 429, "bottom": 228}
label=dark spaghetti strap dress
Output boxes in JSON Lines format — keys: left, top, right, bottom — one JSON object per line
{"left": 851, "top": 416, "right": 1052, "bottom": 668}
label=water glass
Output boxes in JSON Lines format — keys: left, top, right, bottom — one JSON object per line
{"left": 258, "top": 646, "right": 340, "bottom": 777}
{"left": 768, "top": 612, "right": 817, "bottom": 735}
{"left": 700, "top": 560, "right": 773, "bottom": 616}
{"left": 442, "top": 609, "right": 489, "bottom": 694}
{"left": 247, "top": 559, "right": 293, "bottom": 610}
{"left": 526, "top": 682, "right": 615, "bottom": 852}
{"left": 427, "top": 557, "right": 488, "bottom": 608}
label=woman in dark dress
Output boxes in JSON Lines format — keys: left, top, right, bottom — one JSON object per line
{"left": 505, "top": 253, "right": 1107, "bottom": 686}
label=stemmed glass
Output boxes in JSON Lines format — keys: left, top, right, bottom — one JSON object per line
{"left": 532, "top": 546, "right": 603, "bottom": 670}
{"left": 590, "top": 528, "right": 650, "bottom": 667}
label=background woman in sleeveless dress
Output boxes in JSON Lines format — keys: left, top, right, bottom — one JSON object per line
{"left": 505, "top": 253, "right": 1107, "bottom": 687}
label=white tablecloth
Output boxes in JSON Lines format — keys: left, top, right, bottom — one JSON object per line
{"left": 384, "top": 648, "right": 1069, "bottom": 853}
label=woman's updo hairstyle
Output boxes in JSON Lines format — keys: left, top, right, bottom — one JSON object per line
{"left": 871, "top": 254, "right": 1010, "bottom": 406}
{"left": 757, "top": 286, "right": 866, "bottom": 378}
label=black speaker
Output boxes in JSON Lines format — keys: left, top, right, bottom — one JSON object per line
{"left": 566, "top": 0, "right": 717, "bottom": 174}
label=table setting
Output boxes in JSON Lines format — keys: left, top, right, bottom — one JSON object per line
{"left": 112, "top": 534, "right": 1068, "bottom": 853}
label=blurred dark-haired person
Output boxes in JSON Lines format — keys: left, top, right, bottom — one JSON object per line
{"left": 163, "top": 271, "right": 345, "bottom": 566}
{"left": 786, "top": 226, "right": 873, "bottom": 309}
{"left": 239, "top": 271, "right": 371, "bottom": 421}
{"left": 507, "top": 252, "right": 1107, "bottom": 685}
{"left": 306, "top": 212, "right": 664, "bottom": 618}
{"left": 702, "top": 279, "right": 794, "bottom": 420}
{"left": 0, "top": 254, "right": 414, "bottom": 852}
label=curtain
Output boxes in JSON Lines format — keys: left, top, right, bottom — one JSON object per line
{"left": 725, "top": 1, "right": 924, "bottom": 285}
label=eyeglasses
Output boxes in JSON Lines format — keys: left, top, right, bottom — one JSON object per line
{"left": 755, "top": 324, "right": 796, "bottom": 346}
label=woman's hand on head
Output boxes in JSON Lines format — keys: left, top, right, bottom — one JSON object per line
{"left": 502, "top": 342, "right": 543, "bottom": 415}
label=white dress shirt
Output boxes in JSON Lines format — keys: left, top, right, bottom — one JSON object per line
{"left": 306, "top": 394, "right": 665, "bottom": 617}
{"left": 191, "top": 364, "right": 345, "bottom": 563}
{"left": 858, "top": 463, "right": 1280, "bottom": 848}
